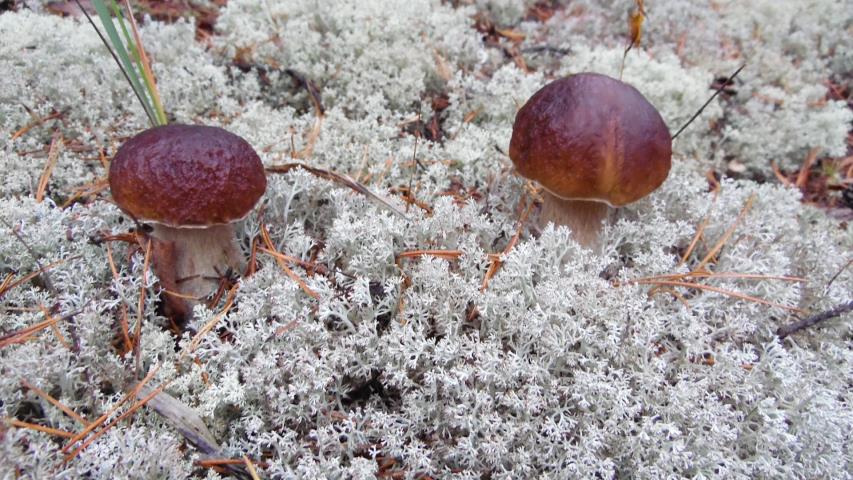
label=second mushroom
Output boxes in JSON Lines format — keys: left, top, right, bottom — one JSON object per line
{"left": 509, "top": 72, "right": 672, "bottom": 248}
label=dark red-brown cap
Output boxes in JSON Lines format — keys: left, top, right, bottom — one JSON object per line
{"left": 109, "top": 124, "right": 267, "bottom": 227}
{"left": 509, "top": 73, "right": 672, "bottom": 207}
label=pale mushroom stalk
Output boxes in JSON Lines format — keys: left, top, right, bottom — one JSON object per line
{"left": 538, "top": 191, "right": 611, "bottom": 248}
{"left": 149, "top": 223, "right": 244, "bottom": 300}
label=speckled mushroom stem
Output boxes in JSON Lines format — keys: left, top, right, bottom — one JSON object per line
{"left": 538, "top": 190, "right": 611, "bottom": 249}
{"left": 150, "top": 223, "right": 244, "bottom": 302}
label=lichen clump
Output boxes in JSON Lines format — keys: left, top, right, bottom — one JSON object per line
{"left": 1, "top": 1, "right": 851, "bottom": 478}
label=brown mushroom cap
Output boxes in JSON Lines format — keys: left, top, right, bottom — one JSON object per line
{"left": 509, "top": 73, "right": 672, "bottom": 207}
{"left": 109, "top": 124, "right": 267, "bottom": 227}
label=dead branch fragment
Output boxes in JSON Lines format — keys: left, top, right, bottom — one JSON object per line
{"left": 267, "top": 162, "right": 409, "bottom": 219}
{"left": 777, "top": 300, "right": 853, "bottom": 339}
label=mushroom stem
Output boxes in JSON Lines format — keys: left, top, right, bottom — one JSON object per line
{"left": 538, "top": 190, "right": 611, "bottom": 249}
{"left": 150, "top": 224, "right": 243, "bottom": 301}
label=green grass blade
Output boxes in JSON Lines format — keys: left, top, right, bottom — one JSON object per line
{"left": 116, "top": 0, "right": 168, "bottom": 125}
{"left": 74, "top": 0, "right": 156, "bottom": 126}
{"left": 110, "top": 0, "right": 166, "bottom": 125}
{"left": 90, "top": 0, "right": 157, "bottom": 125}
{"left": 139, "top": 57, "right": 168, "bottom": 126}
{"left": 111, "top": 1, "right": 140, "bottom": 64}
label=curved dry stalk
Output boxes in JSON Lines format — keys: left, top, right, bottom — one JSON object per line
{"left": 632, "top": 272, "right": 807, "bottom": 283}
{"left": 397, "top": 250, "right": 463, "bottom": 260}
{"left": 633, "top": 278, "right": 803, "bottom": 312}
{"left": 694, "top": 193, "right": 755, "bottom": 271}
{"left": 267, "top": 162, "right": 408, "bottom": 219}
{"left": 259, "top": 224, "right": 319, "bottom": 299}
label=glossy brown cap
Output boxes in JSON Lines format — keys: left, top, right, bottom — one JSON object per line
{"left": 509, "top": 73, "right": 672, "bottom": 206}
{"left": 109, "top": 124, "right": 267, "bottom": 227}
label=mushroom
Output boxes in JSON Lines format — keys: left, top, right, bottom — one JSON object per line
{"left": 509, "top": 72, "right": 672, "bottom": 248}
{"left": 109, "top": 124, "right": 266, "bottom": 318}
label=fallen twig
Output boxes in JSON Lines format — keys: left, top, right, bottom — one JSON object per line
{"left": 284, "top": 68, "right": 323, "bottom": 160}
{"left": 267, "top": 162, "right": 409, "bottom": 219}
{"left": 777, "top": 300, "right": 853, "bottom": 339}
{"left": 795, "top": 147, "right": 822, "bottom": 190}
{"left": 0, "top": 307, "right": 83, "bottom": 349}
{"left": 35, "top": 132, "right": 63, "bottom": 203}
{"left": 620, "top": 192, "right": 803, "bottom": 313}
{"left": 10, "top": 109, "right": 67, "bottom": 141}
{"left": 21, "top": 379, "right": 89, "bottom": 426}
{"left": 694, "top": 193, "right": 755, "bottom": 272}
{"left": 6, "top": 419, "right": 74, "bottom": 439}
{"left": 259, "top": 224, "right": 319, "bottom": 299}
{"left": 634, "top": 278, "right": 803, "bottom": 312}
{"left": 672, "top": 63, "right": 746, "bottom": 140}
{"left": 0, "top": 257, "right": 71, "bottom": 300}
{"left": 397, "top": 250, "right": 462, "bottom": 260}
{"left": 62, "top": 363, "right": 161, "bottom": 456}
{"left": 182, "top": 286, "right": 239, "bottom": 357}
{"left": 61, "top": 177, "right": 110, "bottom": 209}
{"left": 136, "top": 385, "right": 220, "bottom": 455}
{"left": 134, "top": 238, "right": 152, "bottom": 378}
{"left": 826, "top": 257, "right": 852, "bottom": 290}
{"left": 481, "top": 195, "right": 534, "bottom": 291}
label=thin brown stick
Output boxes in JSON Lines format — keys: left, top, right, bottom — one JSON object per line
{"left": 694, "top": 193, "right": 755, "bottom": 272}
{"left": 38, "top": 304, "right": 71, "bottom": 350}
{"left": 117, "top": 304, "right": 132, "bottom": 355}
{"left": 397, "top": 250, "right": 463, "bottom": 260}
{"left": 20, "top": 379, "right": 90, "bottom": 426}
{"left": 677, "top": 192, "right": 718, "bottom": 267}
{"left": 266, "top": 162, "right": 408, "bottom": 219}
{"left": 0, "top": 219, "right": 74, "bottom": 296}
{"left": 770, "top": 160, "right": 792, "bottom": 186}
{"left": 0, "top": 308, "right": 79, "bottom": 349}
{"left": 0, "top": 266, "right": 55, "bottom": 300}
{"left": 777, "top": 300, "right": 853, "bottom": 338}
{"left": 633, "top": 279, "right": 803, "bottom": 312}
{"left": 0, "top": 273, "right": 13, "bottom": 294}
{"left": 10, "top": 110, "right": 66, "bottom": 140}
{"left": 35, "top": 132, "right": 63, "bottom": 203}
{"left": 284, "top": 69, "right": 324, "bottom": 160}
{"left": 62, "top": 364, "right": 161, "bottom": 454}
{"left": 7, "top": 419, "right": 75, "bottom": 439}
{"left": 244, "top": 455, "right": 262, "bottom": 480}
{"left": 134, "top": 238, "right": 152, "bottom": 378}
{"left": 160, "top": 289, "right": 203, "bottom": 301}
{"left": 259, "top": 224, "right": 319, "bottom": 299}
{"left": 64, "top": 374, "right": 172, "bottom": 463}
{"left": 60, "top": 178, "right": 110, "bottom": 209}
{"left": 406, "top": 131, "right": 420, "bottom": 214}
{"left": 482, "top": 196, "right": 533, "bottom": 291}
{"left": 182, "top": 286, "right": 239, "bottom": 358}
{"left": 648, "top": 286, "right": 692, "bottom": 309}
{"left": 245, "top": 235, "right": 261, "bottom": 278}
{"left": 631, "top": 272, "right": 807, "bottom": 284}
{"left": 0, "top": 321, "right": 55, "bottom": 348}
{"left": 258, "top": 247, "right": 324, "bottom": 274}
{"left": 105, "top": 242, "right": 119, "bottom": 280}
{"left": 795, "top": 147, "right": 821, "bottom": 189}
{"left": 105, "top": 243, "right": 133, "bottom": 354}
{"left": 826, "top": 257, "right": 852, "bottom": 289}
